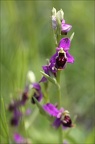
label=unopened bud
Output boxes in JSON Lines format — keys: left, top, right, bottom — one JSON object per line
{"left": 52, "top": 7, "right": 56, "bottom": 16}
{"left": 27, "top": 70, "right": 36, "bottom": 83}
{"left": 70, "top": 32, "right": 75, "bottom": 41}
{"left": 52, "top": 15, "right": 57, "bottom": 29}
{"left": 56, "top": 9, "right": 64, "bottom": 21}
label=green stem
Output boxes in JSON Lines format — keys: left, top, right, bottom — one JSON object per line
{"left": 59, "top": 126, "right": 63, "bottom": 144}
{"left": 53, "top": 16, "right": 63, "bottom": 143}
{"left": 56, "top": 71, "right": 61, "bottom": 108}
{"left": 58, "top": 86, "right": 61, "bottom": 108}
{"left": 56, "top": 71, "right": 63, "bottom": 144}
{"left": 43, "top": 82, "right": 50, "bottom": 103}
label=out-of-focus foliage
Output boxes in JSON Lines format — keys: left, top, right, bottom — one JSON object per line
{"left": 1, "top": 0, "right": 94, "bottom": 143}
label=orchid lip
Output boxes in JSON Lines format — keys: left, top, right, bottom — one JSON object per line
{"left": 55, "top": 49, "right": 67, "bottom": 70}
{"left": 62, "top": 115, "right": 72, "bottom": 127}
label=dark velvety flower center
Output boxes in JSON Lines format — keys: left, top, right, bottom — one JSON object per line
{"left": 8, "top": 103, "right": 15, "bottom": 111}
{"left": 55, "top": 52, "right": 67, "bottom": 69}
{"left": 11, "top": 117, "right": 19, "bottom": 126}
{"left": 62, "top": 115, "right": 72, "bottom": 127}
{"left": 21, "top": 92, "right": 28, "bottom": 104}
{"left": 61, "top": 31, "right": 67, "bottom": 35}
{"left": 8, "top": 101, "right": 21, "bottom": 111}
{"left": 31, "top": 92, "right": 39, "bottom": 104}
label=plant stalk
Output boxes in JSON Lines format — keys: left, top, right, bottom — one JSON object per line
{"left": 56, "top": 71, "right": 63, "bottom": 144}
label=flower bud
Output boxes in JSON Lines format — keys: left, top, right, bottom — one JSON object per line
{"left": 56, "top": 9, "right": 64, "bottom": 21}
{"left": 70, "top": 32, "right": 75, "bottom": 41}
{"left": 52, "top": 15, "right": 57, "bottom": 29}
{"left": 26, "top": 70, "right": 36, "bottom": 83}
{"left": 52, "top": 7, "right": 56, "bottom": 16}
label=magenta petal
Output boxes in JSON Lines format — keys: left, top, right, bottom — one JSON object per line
{"left": 26, "top": 109, "right": 31, "bottom": 115}
{"left": 58, "top": 38, "right": 71, "bottom": 51}
{"left": 53, "top": 118, "right": 61, "bottom": 128}
{"left": 14, "top": 133, "right": 24, "bottom": 143}
{"left": 61, "top": 19, "right": 65, "bottom": 24}
{"left": 38, "top": 92, "right": 43, "bottom": 101}
{"left": 39, "top": 76, "right": 47, "bottom": 83}
{"left": 66, "top": 52, "right": 74, "bottom": 63}
{"left": 50, "top": 52, "right": 58, "bottom": 63}
{"left": 32, "top": 83, "right": 41, "bottom": 91}
{"left": 61, "top": 24, "right": 72, "bottom": 33}
{"left": 57, "top": 108, "right": 64, "bottom": 118}
{"left": 43, "top": 103, "right": 59, "bottom": 117}
{"left": 42, "top": 65, "right": 50, "bottom": 75}
{"left": 63, "top": 140, "right": 69, "bottom": 144}
{"left": 14, "top": 109, "right": 22, "bottom": 117}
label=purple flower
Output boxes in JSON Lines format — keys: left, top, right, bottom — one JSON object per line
{"left": 63, "top": 140, "right": 69, "bottom": 144}
{"left": 50, "top": 38, "right": 74, "bottom": 70}
{"left": 8, "top": 102, "right": 16, "bottom": 112}
{"left": 31, "top": 83, "right": 43, "bottom": 104}
{"left": 50, "top": 50, "right": 67, "bottom": 70}
{"left": 40, "top": 63, "right": 57, "bottom": 83}
{"left": 43, "top": 103, "right": 73, "bottom": 129}
{"left": 21, "top": 85, "right": 29, "bottom": 105}
{"left": 8, "top": 87, "right": 29, "bottom": 126}
{"left": 10, "top": 108, "right": 22, "bottom": 126}
{"left": 43, "top": 103, "right": 59, "bottom": 117}
{"left": 21, "top": 93, "right": 28, "bottom": 105}
{"left": 8, "top": 100, "right": 21, "bottom": 112}
{"left": 8, "top": 99, "right": 22, "bottom": 126}
{"left": 25, "top": 108, "right": 31, "bottom": 116}
{"left": 14, "top": 133, "right": 31, "bottom": 144}
{"left": 40, "top": 38, "right": 74, "bottom": 82}
{"left": 61, "top": 19, "right": 72, "bottom": 35}
{"left": 39, "top": 65, "right": 49, "bottom": 83}
{"left": 58, "top": 37, "right": 74, "bottom": 63}
{"left": 14, "top": 133, "right": 25, "bottom": 144}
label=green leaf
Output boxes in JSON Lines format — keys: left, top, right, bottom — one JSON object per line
{"left": 66, "top": 127, "right": 85, "bottom": 144}
{"left": 85, "top": 128, "right": 95, "bottom": 143}
{"left": 0, "top": 97, "right": 10, "bottom": 143}
{"left": 0, "top": 118, "right": 7, "bottom": 138}
{"left": 40, "top": 71, "right": 59, "bottom": 87}
{"left": 66, "top": 134, "right": 79, "bottom": 144}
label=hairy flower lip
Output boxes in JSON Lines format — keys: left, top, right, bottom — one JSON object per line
{"left": 62, "top": 115, "right": 72, "bottom": 127}
{"left": 55, "top": 48, "right": 67, "bottom": 70}
{"left": 10, "top": 117, "right": 19, "bottom": 126}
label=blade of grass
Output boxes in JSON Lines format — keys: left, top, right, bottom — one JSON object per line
{"left": 0, "top": 97, "right": 10, "bottom": 143}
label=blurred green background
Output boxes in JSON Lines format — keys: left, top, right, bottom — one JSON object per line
{"left": 1, "top": 0, "right": 94, "bottom": 143}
